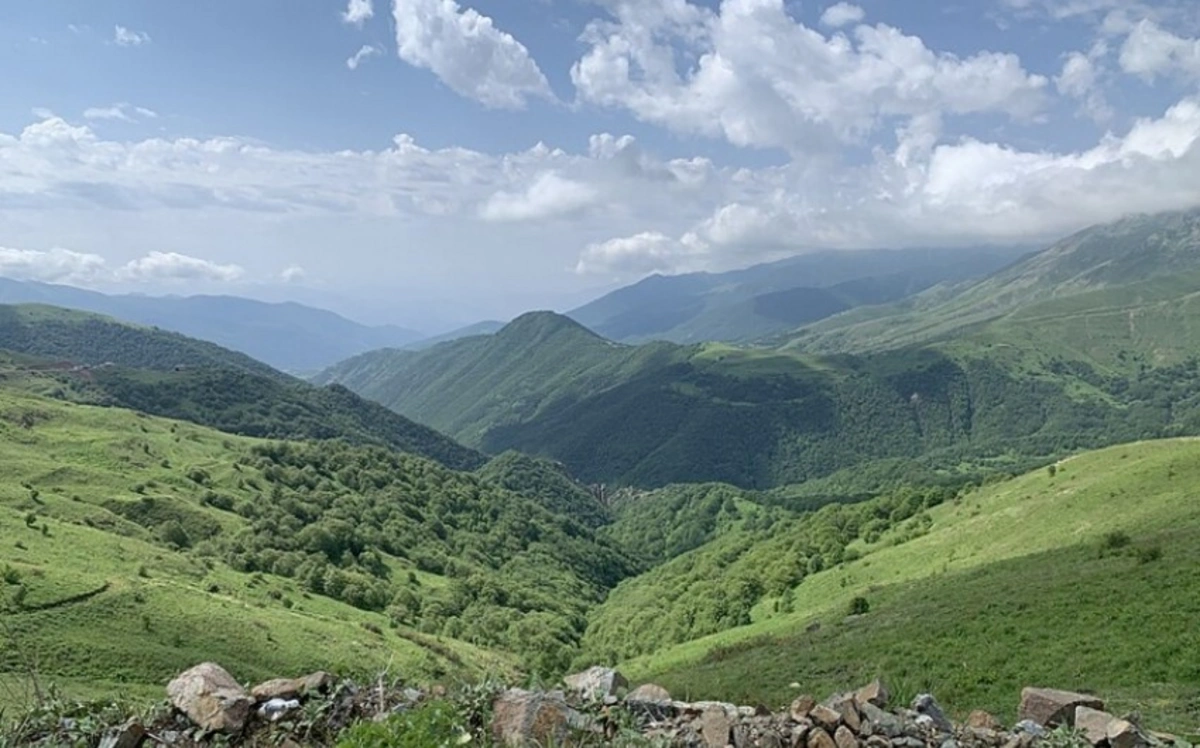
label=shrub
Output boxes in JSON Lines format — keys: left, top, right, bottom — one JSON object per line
{"left": 848, "top": 596, "right": 871, "bottom": 616}
{"left": 1136, "top": 546, "right": 1163, "bottom": 564}
{"left": 1, "top": 565, "right": 21, "bottom": 585}
{"left": 335, "top": 700, "right": 470, "bottom": 748}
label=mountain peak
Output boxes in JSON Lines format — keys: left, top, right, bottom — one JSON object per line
{"left": 497, "top": 311, "right": 605, "bottom": 343}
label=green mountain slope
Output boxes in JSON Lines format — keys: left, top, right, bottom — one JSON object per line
{"left": 595, "top": 439, "right": 1200, "bottom": 730}
{"left": 789, "top": 207, "right": 1200, "bottom": 354}
{"left": 319, "top": 309, "right": 1200, "bottom": 488}
{"left": 568, "top": 246, "right": 1029, "bottom": 344}
{"left": 0, "top": 304, "right": 484, "bottom": 470}
{"left": 0, "top": 277, "right": 423, "bottom": 373}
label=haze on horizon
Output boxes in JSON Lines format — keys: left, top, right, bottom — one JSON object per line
{"left": 2, "top": 0, "right": 1200, "bottom": 331}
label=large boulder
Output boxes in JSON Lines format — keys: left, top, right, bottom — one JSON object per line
{"left": 492, "top": 689, "right": 587, "bottom": 747}
{"left": 562, "top": 666, "right": 628, "bottom": 701}
{"left": 627, "top": 683, "right": 671, "bottom": 703}
{"left": 1018, "top": 688, "right": 1104, "bottom": 728}
{"left": 1108, "top": 718, "right": 1149, "bottom": 748}
{"left": 166, "top": 663, "right": 252, "bottom": 734}
{"left": 1075, "top": 706, "right": 1116, "bottom": 746}
{"left": 700, "top": 706, "right": 735, "bottom": 748}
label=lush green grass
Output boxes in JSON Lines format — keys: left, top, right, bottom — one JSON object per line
{"left": 618, "top": 439, "right": 1200, "bottom": 732}
{"left": 0, "top": 387, "right": 520, "bottom": 711}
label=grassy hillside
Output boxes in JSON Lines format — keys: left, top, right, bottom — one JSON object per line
{"left": 600, "top": 439, "right": 1200, "bottom": 731}
{"left": 0, "top": 383, "right": 642, "bottom": 708}
{"left": 789, "top": 207, "right": 1200, "bottom": 355}
{"left": 0, "top": 304, "right": 484, "bottom": 470}
{"left": 0, "top": 278, "right": 423, "bottom": 373}
{"left": 568, "top": 247, "right": 1028, "bottom": 344}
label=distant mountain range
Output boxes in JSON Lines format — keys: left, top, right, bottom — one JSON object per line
{"left": 0, "top": 278, "right": 425, "bottom": 373}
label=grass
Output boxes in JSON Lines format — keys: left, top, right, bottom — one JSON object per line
{"left": 0, "top": 388, "right": 514, "bottom": 712}
{"left": 626, "top": 439, "right": 1200, "bottom": 733}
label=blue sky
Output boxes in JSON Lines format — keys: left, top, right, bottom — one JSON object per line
{"left": 1, "top": 0, "right": 1199, "bottom": 330}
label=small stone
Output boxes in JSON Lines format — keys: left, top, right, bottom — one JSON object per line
{"left": 701, "top": 706, "right": 735, "bottom": 748}
{"left": 940, "top": 740, "right": 959, "bottom": 748}
{"left": 860, "top": 703, "right": 904, "bottom": 738}
{"left": 792, "top": 695, "right": 818, "bottom": 722}
{"left": 251, "top": 678, "right": 303, "bottom": 702}
{"left": 1014, "top": 720, "right": 1048, "bottom": 738}
{"left": 911, "top": 694, "right": 953, "bottom": 734}
{"left": 1018, "top": 688, "right": 1104, "bottom": 728}
{"left": 812, "top": 704, "right": 844, "bottom": 731}
{"left": 967, "top": 711, "right": 1003, "bottom": 731}
{"left": 760, "top": 731, "right": 784, "bottom": 748}
{"left": 98, "top": 721, "right": 145, "bottom": 748}
{"left": 855, "top": 681, "right": 890, "bottom": 709}
{"left": 836, "top": 725, "right": 861, "bottom": 748}
{"left": 628, "top": 683, "right": 672, "bottom": 703}
{"left": 739, "top": 705, "right": 759, "bottom": 718}
{"left": 300, "top": 671, "right": 335, "bottom": 694}
{"left": 810, "top": 727, "right": 839, "bottom": 748}
{"left": 1108, "top": 719, "right": 1149, "bottom": 748}
{"left": 1075, "top": 706, "right": 1116, "bottom": 746}
{"left": 866, "top": 737, "right": 891, "bottom": 748}
{"left": 826, "top": 694, "right": 863, "bottom": 733}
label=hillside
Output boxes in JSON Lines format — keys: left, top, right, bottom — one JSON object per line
{"left": 318, "top": 309, "right": 1200, "bottom": 488}
{"left": 0, "top": 278, "right": 423, "bottom": 373}
{"left": 0, "top": 304, "right": 484, "bottom": 470}
{"left": 788, "top": 207, "right": 1200, "bottom": 355}
{"left": 402, "top": 320, "right": 506, "bottom": 351}
{"left": 0, "top": 383, "right": 641, "bottom": 707}
{"left": 588, "top": 439, "right": 1200, "bottom": 729}
{"left": 567, "top": 246, "right": 1029, "bottom": 344}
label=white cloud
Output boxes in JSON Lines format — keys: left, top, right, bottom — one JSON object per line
{"left": 571, "top": 0, "right": 1049, "bottom": 152}
{"left": 1119, "top": 19, "right": 1200, "bottom": 81}
{"left": 342, "top": 0, "right": 374, "bottom": 26}
{"left": 280, "top": 265, "right": 307, "bottom": 283}
{"left": 83, "top": 103, "right": 158, "bottom": 123}
{"left": 576, "top": 232, "right": 694, "bottom": 275}
{"left": 392, "top": 0, "right": 553, "bottom": 109}
{"left": 113, "top": 25, "right": 150, "bottom": 47}
{"left": 480, "top": 172, "right": 599, "bottom": 221}
{"left": 117, "top": 252, "right": 244, "bottom": 283}
{"left": 820, "top": 2, "right": 865, "bottom": 28}
{"left": 346, "top": 44, "right": 381, "bottom": 70}
{"left": 0, "top": 247, "right": 108, "bottom": 284}
{"left": 1055, "top": 51, "right": 1112, "bottom": 122}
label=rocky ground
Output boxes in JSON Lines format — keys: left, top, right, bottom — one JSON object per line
{"left": 5, "top": 663, "right": 1195, "bottom": 747}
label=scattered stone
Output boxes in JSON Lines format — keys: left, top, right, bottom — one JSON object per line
{"left": 940, "top": 740, "right": 960, "bottom": 748}
{"left": 835, "top": 724, "right": 860, "bottom": 748}
{"left": 1013, "top": 721, "right": 1048, "bottom": 738}
{"left": 792, "top": 695, "right": 818, "bottom": 722}
{"left": 827, "top": 693, "right": 863, "bottom": 733}
{"left": 1108, "top": 718, "right": 1149, "bottom": 748}
{"left": 856, "top": 680, "right": 890, "bottom": 709}
{"left": 860, "top": 702, "right": 905, "bottom": 738}
{"left": 911, "top": 694, "right": 953, "bottom": 734}
{"left": 1018, "top": 688, "right": 1104, "bottom": 728}
{"left": 98, "top": 720, "right": 145, "bottom": 748}
{"left": 562, "top": 666, "right": 628, "bottom": 701}
{"left": 300, "top": 671, "right": 336, "bottom": 695}
{"left": 809, "top": 727, "right": 839, "bottom": 748}
{"left": 793, "top": 722, "right": 813, "bottom": 746}
{"left": 628, "top": 683, "right": 672, "bottom": 703}
{"left": 251, "top": 678, "right": 303, "bottom": 702}
{"left": 1075, "top": 706, "right": 1116, "bottom": 745}
{"left": 811, "top": 704, "right": 844, "bottom": 731}
{"left": 701, "top": 705, "right": 735, "bottom": 748}
{"left": 865, "top": 736, "right": 891, "bottom": 748}
{"left": 492, "top": 688, "right": 585, "bottom": 747}
{"left": 967, "top": 711, "right": 1004, "bottom": 731}
{"left": 166, "top": 662, "right": 253, "bottom": 734}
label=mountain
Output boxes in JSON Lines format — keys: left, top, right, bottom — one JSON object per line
{"left": 787, "top": 207, "right": 1200, "bottom": 355}
{"left": 318, "top": 308, "right": 1200, "bottom": 489}
{"left": 0, "top": 304, "right": 484, "bottom": 470}
{"left": 567, "top": 246, "right": 1031, "bottom": 344}
{"left": 0, "top": 277, "right": 423, "bottom": 373}
{"left": 402, "top": 320, "right": 506, "bottom": 351}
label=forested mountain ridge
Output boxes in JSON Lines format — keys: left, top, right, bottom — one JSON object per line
{"left": 0, "top": 278, "right": 424, "bottom": 373}
{"left": 0, "top": 304, "right": 484, "bottom": 470}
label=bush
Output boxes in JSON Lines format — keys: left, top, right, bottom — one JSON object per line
{"left": 848, "top": 596, "right": 870, "bottom": 616}
{"left": 335, "top": 700, "right": 470, "bottom": 748}
{"left": 1136, "top": 546, "right": 1163, "bottom": 564}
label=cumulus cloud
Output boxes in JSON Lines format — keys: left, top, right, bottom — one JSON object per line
{"left": 83, "top": 103, "right": 158, "bottom": 122}
{"left": 392, "top": 0, "right": 553, "bottom": 109}
{"left": 113, "top": 25, "right": 150, "bottom": 47}
{"left": 342, "top": 0, "right": 374, "bottom": 26}
{"left": 571, "top": 0, "right": 1049, "bottom": 152}
{"left": 117, "top": 251, "right": 245, "bottom": 283}
{"left": 1119, "top": 19, "right": 1200, "bottom": 81}
{"left": 576, "top": 232, "right": 695, "bottom": 275}
{"left": 820, "top": 2, "right": 865, "bottom": 28}
{"left": 280, "top": 265, "right": 307, "bottom": 283}
{"left": 346, "top": 44, "right": 381, "bottom": 70}
{"left": 1056, "top": 51, "right": 1112, "bottom": 122}
{"left": 0, "top": 247, "right": 108, "bottom": 284}
{"left": 480, "top": 173, "right": 600, "bottom": 221}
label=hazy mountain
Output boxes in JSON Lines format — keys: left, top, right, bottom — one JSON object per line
{"left": 0, "top": 277, "right": 424, "bottom": 373}
{"left": 567, "top": 246, "right": 1032, "bottom": 344}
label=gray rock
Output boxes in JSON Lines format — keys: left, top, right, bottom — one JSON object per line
{"left": 628, "top": 683, "right": 672, "bottom": 703}
{"left": 860, "top": 703, "right": 905, "bottom": 738}
{"left": 562, "top": 666, "right": 628, "bottom": 701}
{"left": 98, "top": 721, "right": 145, "bottom": 748}
{"left": 251, "top": 678, "right": 303, "bottom": 702}
{"left": 826, "top": 693, "right": 863, "bottom": 733}
{"left": 810, "top": 727, "right": 839, "bottom": 748}
{"left": 1014, "top": 720, "right": 1048, "bottom": 737}
{"left": 836, "top": 725, "right": 861, "bottom": 748}
{"left": 855, "top": 681, "right": 891, "bottom": 709}
{"left": 1018, "top": 688, "right": 1104, "bottom": 728}
{"left": 911, "top": 694, "right": 953, "bottom": 733}
{"left": 701, "top": 705, "right": 735, "bottom": 748}
{"left": 1108, "top": 718, "right": 1150, "bottom": 748}
{"left": 967, "top": 711, "right": 1003, "bottom": 731}
{"left": 491, "top": 688, "right": 586, "bottom": 747}
{"left": 812, "top": 704, "right": 844, "bottom": 731}
{"left": 1076, "top": 706, "right": 1116, "bottom": 746}
{"left": 792, "top": 695, "right": 818, "bottom": 722}
{"left": 166, "top": 663, "right": 252, "bottom": 734}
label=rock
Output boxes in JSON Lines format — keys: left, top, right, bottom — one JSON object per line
{"left": 1076, "top": 706, "right": 1116, "bottom": 746}
{"left": 967, "top": 711, "right": 1003, "bottom": 731}
{"left": 1018, "top": 688, "right": 1104, "bottom": 728}
{"left": 760, "top": 731, "right": 784, "bottom": 748}
{"left": 835, "top": 725, "right": 860, "bottom": 748}
{"left": 809, "top": 727, "right": 839, "bottom": 748}
{"left": 855, "top": 680, "right": 890, "bottom": 709}
{"left": 98, "top": 720, "right": 145, "bottom": 748}
{"left": 865, "top": 736, "right": 891, "bottom": 748}
{"left": 628, "top": 683, "right": 671, "bottom": 703}
{"left": 562, "top": 666, "right": 628, "bottom": 701}
{"left": 1014, "top": 721, "right": 1048, "bottom": 738}
{"left": 792, "top": 695, "right": 818, "bottom": 722}
{"left": 300, "top": 671, "right": 336, "bottom": 695}
{"left": 251, "top": 678, "right": 303, "bottom": 701}
{"left": 732, "top": 723, "right": 753, "bottom": 748}
{"left": 1108, "top": 719, "right": 1149, "bottom": 748}
{"left": 860, "top": 702, "right": 905, "bottom": 738}
{"left": 811, "top": 704, "right": 844, "bottom": 731}
{"left": 166, "top": 663, "right": 252, "bottom": 734}
{"left": 701, "top": 705, "right": 735, "bottom": 748}
{"left": 826, "top": 694, "right": 863, "bottom": 733}
{"left": 911, "top": 694, "right": 953, "bottom": 733}
{"left": 941, "top": 740, "right": 960, "bottom": 748}
{"left": 492, "top": 689, "right": 585, "bottom": 747}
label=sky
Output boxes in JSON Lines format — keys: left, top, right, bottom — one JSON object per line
{"left": 1, "top": 0, "right": 1199, "bottom": 331}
